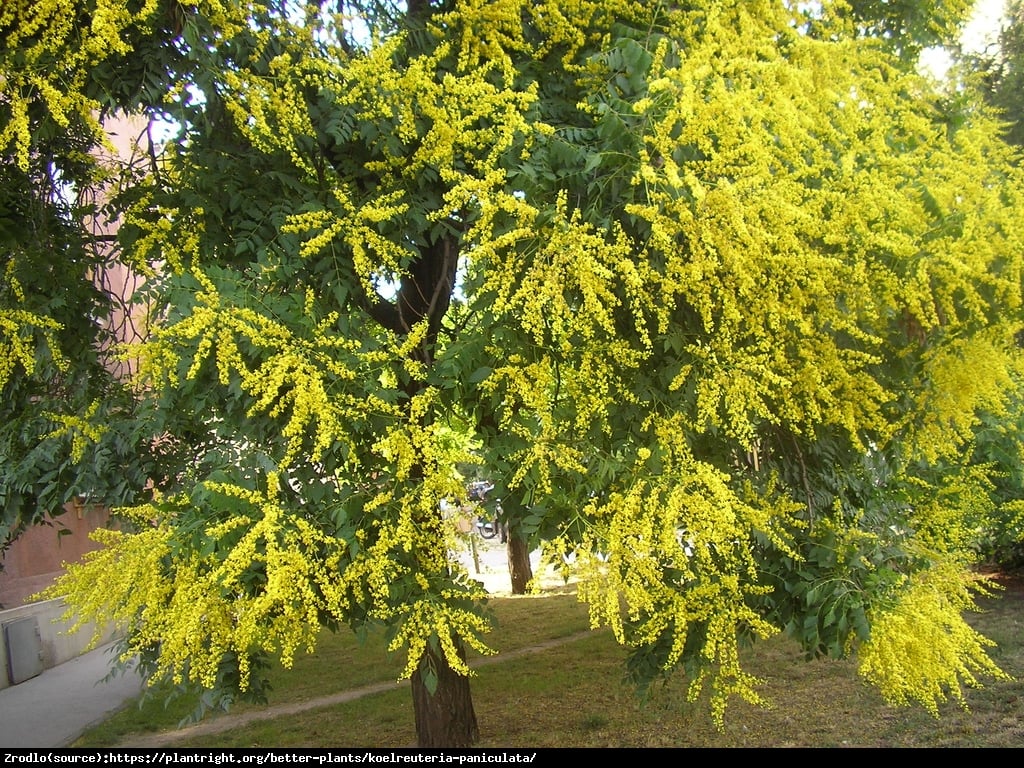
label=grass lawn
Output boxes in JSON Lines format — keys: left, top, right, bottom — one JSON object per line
{"left": 76, "top": 573, "right": 1024, "bottom": 748}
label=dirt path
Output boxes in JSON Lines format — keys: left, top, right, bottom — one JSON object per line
{"left": 116, "top": 631, "right": 591, "bottom": 748}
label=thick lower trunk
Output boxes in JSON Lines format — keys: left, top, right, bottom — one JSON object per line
{"left": 411, "top": 636, "right": 480, "bottom": 747}
{"left": 507, "top": 531, "right": 533, "bottom": 595}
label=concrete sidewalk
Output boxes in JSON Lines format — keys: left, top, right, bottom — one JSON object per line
{"left": 0, "top": 642, "right": 145, "bottom": 748}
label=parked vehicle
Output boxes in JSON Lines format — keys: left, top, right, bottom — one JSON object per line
{"left": 466, "top": 481, "right": 507, "bottom": 543}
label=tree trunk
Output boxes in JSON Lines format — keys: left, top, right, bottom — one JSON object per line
{"left": 507, "top": 529, "right": 533, "bottom": 595}
{"left": 411, "top": 636, "right": 480, "bottom": 747}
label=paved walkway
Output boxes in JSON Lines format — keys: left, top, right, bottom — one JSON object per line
{"left": 0, "top": 642, "right": 146, "bottom": 748}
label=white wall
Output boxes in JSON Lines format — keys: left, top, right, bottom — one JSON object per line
{"left": 0, "top": 598, "right": 119, "bottom": 690}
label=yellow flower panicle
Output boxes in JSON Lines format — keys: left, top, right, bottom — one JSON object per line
{"left": 42, "top": 482, "right": 353, "bottom": 692}
{"left": 136, "top": 274, "right": 400, "bottom": 469}
{"left": 0, "top": 309, "right": 66, "bottom": 391}
{"left": 37, "top": 511, "right": 175, "bottom": 659}
{"left": 859, "top": 563, "right": 1012, "bottom": 716}
{"left": 1, "top": 0, "right": 165, "bottom": 169}
{"left": 42, "top": 400, "right": 108, "bottom": 463}
{"left": 437, "top": 0, "right": 647, "bottom": 72}
{"left": 565, "top": 421, "right": 798, "bottom": 727}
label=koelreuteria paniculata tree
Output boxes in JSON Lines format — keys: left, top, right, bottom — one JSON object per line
{"left": 6, "top": 0, "right": 1023, "bottom": 734}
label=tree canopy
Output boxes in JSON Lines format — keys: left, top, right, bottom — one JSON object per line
{"left": 966, "top": 0, "right": 1024, "bottom": 147}
{"left": 953, "top": 0, "right": 1024, "bottom": 568}
{"left": 4, "top": 0, "right": 1024, "bottom": 746}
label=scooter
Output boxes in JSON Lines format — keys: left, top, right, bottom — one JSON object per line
{"left": 467, "top": 481, "right": 507, "bottom": 543}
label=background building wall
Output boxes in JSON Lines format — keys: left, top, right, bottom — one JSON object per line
{"left": 0, "top": 501, "right": 111, "bottom": 610}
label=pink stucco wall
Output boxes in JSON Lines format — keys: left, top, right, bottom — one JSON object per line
{"left": 0, "top": 502, "right": 113, "bottom": 609}
{"left": 0, "top": 114, "right": 150, "bottom": 609}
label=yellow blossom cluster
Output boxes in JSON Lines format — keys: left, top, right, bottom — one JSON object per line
{"left": 282, "top": 188, "right": 416, "bottom": 298}
{"left": 260, "top": 34, "right": 540, "bottom": 301}
{"left": 137, "top": 270, "right": 401, "bottom": 468}
{"left": 2, "top": 0, "right": 132, "bottom": 168}
{"left": 903, "top": 333, "right": 1019, "bottom": 464}
{"left": 499, "top": 196, "right": 635, "bottom": 347}
{"left": 0, "top": 308, "right": 66, "bottom": 391}
{"left": 37, "top": 508, "right": 176, "bottom": 657}
{"left": 388, "top": 598, "right": 495, "bottom": 682}
{"left": 43, "top": 480, "right": 356, "bottom": 691}
{"left": 0, "top": 0, "right": 265, "bottom": 170}
{"left": 858, "top": 562, "right": 1012, "bottom": 716}
{"left": 42, "top": 400, "right": 108, "bottom": 463}
{"left": 435, "top": 0, "right": 647, "bottom": 72}
{"left": 568, "top": 415, "right": 799, "bottom": 725}
{"left": 902, "top": 464, "right": 999, "bottom": 556}
{"left": 322, "top": 499, "right": 494, "bottom": 681}
{"left": 45, "top": 465, "right": 494, "bottom": 691}
{"left": 220, "top": 54, "right": 322, "bottom": 177}
{"left": 589, "top": 0, "right": 1024, "bottom": 464}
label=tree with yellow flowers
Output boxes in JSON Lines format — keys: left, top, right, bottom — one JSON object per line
{"left": 4, "top": 0, "right": 1024, "bottom": 747}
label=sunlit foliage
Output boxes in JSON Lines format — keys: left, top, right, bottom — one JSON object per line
{"left": 6, "top": 0, "right": 1024, "bottom": 737}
